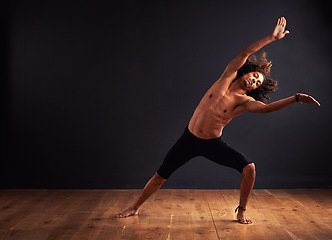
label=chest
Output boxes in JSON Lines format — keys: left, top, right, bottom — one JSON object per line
{"left": 213, "top": 93, "right": 241, "bottom": 113}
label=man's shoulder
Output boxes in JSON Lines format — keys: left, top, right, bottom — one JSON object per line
{"left": 233, "top": 94, "right": 255, "bottom": 110}
{"left": 244, "top": 95, "right": 256, "bottom": 102}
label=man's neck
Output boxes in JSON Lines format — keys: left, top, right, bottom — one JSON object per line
{"left": 229, "top": 79, "right": 247, "bottom": 95}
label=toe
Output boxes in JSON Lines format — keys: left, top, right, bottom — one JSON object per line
{"left": 117, "top": 213, "right": 125, "bottom": 218}
{"left": 238, "top": 217, "right": 253, "bottom": 224}
{"left": 238, "top": 218, "right": 246, "bottom": 224}
{"left": 245, "top": 218, "right": 252, "bottom": 224}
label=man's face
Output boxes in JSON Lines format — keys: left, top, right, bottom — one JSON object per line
{"left": 242, "top": 72, "right": 264, "bottom": 91}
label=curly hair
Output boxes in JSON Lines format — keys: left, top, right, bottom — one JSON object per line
{"left": 236, "top": 52, "right": 278, "bottom": 103}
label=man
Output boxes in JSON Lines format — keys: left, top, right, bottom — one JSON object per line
{"left": 117, "top": 17, "right": 320, "bottom": 224}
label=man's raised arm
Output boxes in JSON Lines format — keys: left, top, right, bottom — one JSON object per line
{"left": 223, "top": 17, "right": 290, "bottom": 76}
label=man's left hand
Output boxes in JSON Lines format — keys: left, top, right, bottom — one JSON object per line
{"left": 298, "top": 94, "right": 320, "bottom": 106}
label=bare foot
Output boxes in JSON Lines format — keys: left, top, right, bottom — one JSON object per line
{"left": 117, "top": 207, "right": 139, "bottom": 218}
{"left": 236, "top": 209, "right": 252, "bottom": 224}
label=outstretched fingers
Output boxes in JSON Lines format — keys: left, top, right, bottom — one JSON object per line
{"left": 277, "top": 17, "right": 285, "bottom": 27}
{"left": 273, "top": 17, "right": 289, "bottom": 39}
{"left": 280, "top": 17, "right": 288, "bottom": 31}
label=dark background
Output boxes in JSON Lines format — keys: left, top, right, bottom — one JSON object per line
{"left": 2, "top": 0, "right": 331, "bottom": 189}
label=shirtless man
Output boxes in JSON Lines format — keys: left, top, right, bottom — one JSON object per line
{"left": 117, "top": 17, "right": 320, "bottom": 224}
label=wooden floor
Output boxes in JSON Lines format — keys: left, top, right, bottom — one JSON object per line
{"left": 0, "top": 189, "right": 332, "bottom": 240}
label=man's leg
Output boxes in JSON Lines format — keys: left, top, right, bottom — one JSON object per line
{"left": 237, "top": 163, "right": 256, "bottom": 224}
{"left": 117, "top": 172, "right": 166, "bottom": 218}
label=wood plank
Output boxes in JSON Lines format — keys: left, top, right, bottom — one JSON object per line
{"left": 275, "top": 189, "right": 332, "bottom": 239}
{"left": 168, "top": 189, "right": 218, "bottom": 239}
{"left": 1, "top": 189, "right": 332, "bottom": 240}
{"left": 9, "top": 189, "right": 72, "bottom": 231}
{"left": 180, "top": 189, "right": 218, "bottom": 240}
{"left": 292, "top": 189, "right": 332, "bottom": 233}
{"left": 100, "top": 189, "right": 142, "bottom": 240}
{"left": 168, "top": 189, "right": 195, "bottom": 240}
{"left": 0, "top": 189, "right": 53, "bottom": 231}
{"left": 57, "top": 190, "right": 107, "bottom": 240}
{"left": 139, "top": 189, "right": 172, "bottom": 240}
{"left": 205, "top": 189, "right": 241, "bottom": 239}
{"left": 44, "top": 190, "right": 100, "bottom": 240}
{"left": 0, "top": 190, "right": 25, "bottom": 209}
{"left": 88, "top": 190, "right": 127, "bottom": 240}
{"left": 295, "top": 189, "right": 332, "bottom": 229}
{"left": 250, "top": 189, "right": 296, "bottom": 240}
{"left": 257, "top": 189, "right": 318, "bottom": 240}
{"left": 301, "top": 189, "right": 332, "bottom": 210}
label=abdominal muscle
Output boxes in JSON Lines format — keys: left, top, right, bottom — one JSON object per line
{"left": 188, "top": 77, "right": 250, "bottom": 139}
{"left": 188, "top": 101, "right": 232, "bottom": 139}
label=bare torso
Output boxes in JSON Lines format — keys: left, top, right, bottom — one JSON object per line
{"left": 189, "top": 78, "right": 250, "bottom": 139}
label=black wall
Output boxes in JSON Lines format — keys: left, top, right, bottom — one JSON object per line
{"left": 2, "top": 0, "right": 331, "bottom": 189}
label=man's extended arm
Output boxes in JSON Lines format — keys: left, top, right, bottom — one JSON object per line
{"left": 223, "top": 17, "right": 290, "bottom": 75}
{"left": 245, "top": 94, "right": 320, "bottom": 114}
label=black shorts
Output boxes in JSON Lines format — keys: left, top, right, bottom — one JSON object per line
{"left": 157, "top": 126, "right": 252, "bottom": 179}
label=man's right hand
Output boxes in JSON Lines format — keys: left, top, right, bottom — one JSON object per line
{"left": 271, "top": 17, "right": 290, "bottom": 40}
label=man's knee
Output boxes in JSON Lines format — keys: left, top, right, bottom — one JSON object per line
{"left": 243, "top": 163, "right": 255, "bottom": 176}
